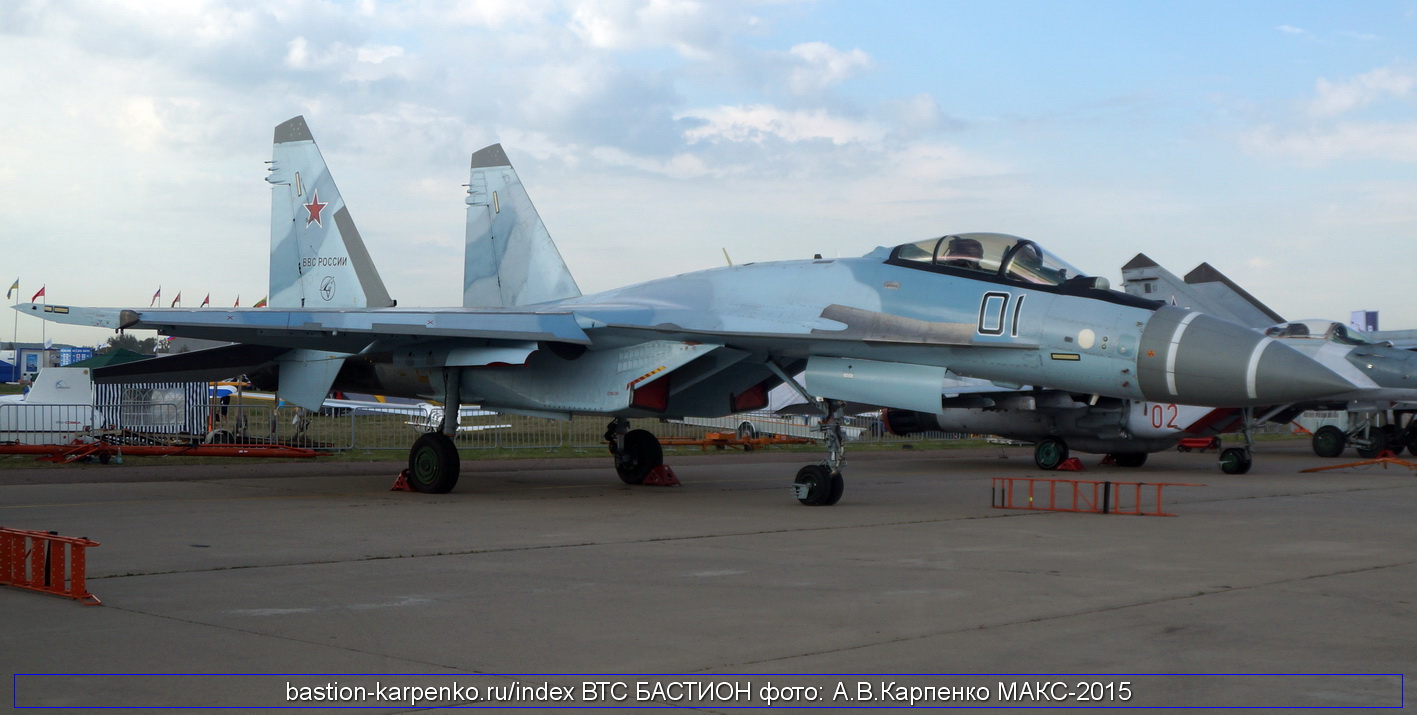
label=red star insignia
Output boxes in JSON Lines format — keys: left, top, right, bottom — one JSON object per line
{"left": 304, "top": 190, "right": 328, "bottom": 227}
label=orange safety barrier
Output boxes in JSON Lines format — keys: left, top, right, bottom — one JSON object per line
{"left": 991, "top": 477, "right": 1204, "bottom": 517}
{"left": 0, "top": 527, "right": 102, "bottom": 605}
{"left": 1300, "top": 451, "right": 1417, "bottom": 473}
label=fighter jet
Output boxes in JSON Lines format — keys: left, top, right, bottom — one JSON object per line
{"left": 16, "top": 117, "right": 1360, "bottom": 505}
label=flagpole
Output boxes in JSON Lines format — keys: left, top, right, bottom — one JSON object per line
{"left": 11, "top": 279, "right": 17, "bottom": 352}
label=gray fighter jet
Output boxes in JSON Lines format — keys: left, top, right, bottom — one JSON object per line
{"left": 17, "top": 117, "right": 1360, "bottom": 505}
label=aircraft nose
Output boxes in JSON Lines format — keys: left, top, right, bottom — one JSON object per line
{"left": 1136, "top": 306, "right": 1354, "bottom": 406}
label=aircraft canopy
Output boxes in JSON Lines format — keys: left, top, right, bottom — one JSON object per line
{"left": 890, "top": 232, "right": 1091, "bottom": 287}
{"left": 1264, "top": 320, "right": 1382, "bottom": 346}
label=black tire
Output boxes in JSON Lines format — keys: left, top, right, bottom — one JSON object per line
{"left": 1033, "top": 437, "right": 1068, "bottom": 470}
{"left": 615, "top": 429, "right": 662, "bottom": 484}
{"left": 407, "top": 432, "right": 460, "bottom": 493}
{"left": 1405, "top": 428, "right": 1417, "bottom": 456}
{"left": 1311, "top": 426, "right": 1346, "bottom": 458}
{"left": 1110, "top": 452, "right": 1148, "bottom": 468}
{"left": 1356, "top": 428, "right": 1390, "bottom": 459}
{"left": 794, "top": 464, "right": 834, "bottom": 506}
{"left": 824, "top": 472, "right": 845, "bottom": 506}
{"left": 98, "top": 451, "right": 111, "bottom": 465}
{"left": 1219, "top": 447, "right": 1252, "bottom": 475}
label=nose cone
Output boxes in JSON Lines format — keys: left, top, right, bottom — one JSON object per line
{"left": 1137, "top": 307, "right": 1354, "bottom": 406}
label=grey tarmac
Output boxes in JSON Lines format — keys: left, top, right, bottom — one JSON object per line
{"left": 0, "top": 442, "right": 1410, "bottom": 712}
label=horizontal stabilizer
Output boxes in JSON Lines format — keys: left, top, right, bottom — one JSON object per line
{"left": 91, "top": 344, "right": 289, "bottom": 384}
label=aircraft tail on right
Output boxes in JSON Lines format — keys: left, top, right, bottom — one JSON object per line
{"left": 463, "top": 145, "right": 581, "bottom": 307}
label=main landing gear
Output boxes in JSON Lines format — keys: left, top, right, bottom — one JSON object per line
{"left": 404, "top": 367, "right": 462, "bottom": 494}
{"left": 602, "top": 370, "right": 854, "bottom": 506}
{"left": 605, "top": 418, "right": 664, "bottom": 484}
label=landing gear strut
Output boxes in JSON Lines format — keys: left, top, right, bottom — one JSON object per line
{"left": 606, "top": 418, "right": 663, "bottom": 484}
{"left": 765, "top": 362, "right": 850, "bottom": 507}
{"left": 794, "top": 400, "right": 848, "bottom": 506}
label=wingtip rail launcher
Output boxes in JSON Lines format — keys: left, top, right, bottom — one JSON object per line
{"left": 0, "top": 527, "right": 102, "bottom": 605}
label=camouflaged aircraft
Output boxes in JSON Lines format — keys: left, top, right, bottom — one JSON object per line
{"left": 18, "top": 117, "right": 1363, "bottom": 505}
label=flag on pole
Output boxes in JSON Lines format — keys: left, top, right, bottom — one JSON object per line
{"left": 253, "top": 296, "right": 268, "bottom": 308}
{"left": 201, "top": 293, "right": 210, "bottom": 307}
{"left": 171, "top": 292, "right": 181, "bottom": 307}
{"left": 31, "top": 285, "right": 45, "bottom": 302}
{"left": 151, "top": 287, "right": 161, "bottom": 306}
{"left": 5, "top": 279, "right": 17, "bottom": 299}
{"left": 234, "top": 295, "right": 240, "bottom": 307}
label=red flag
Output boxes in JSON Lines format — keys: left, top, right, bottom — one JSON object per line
{"left": 201, "top": 293, "right": 210, "bottom": 307}
{"left": 234, "top": 295, "right": 240, "bottom": 307}
{"left": 151, "top": 286, "right": 161, "bottom": 307}
{"left": 171, "top": 292, "right": 181, "bottom": 307}
{"left": 31, "top": 285, "right": 45, "bottom": 302}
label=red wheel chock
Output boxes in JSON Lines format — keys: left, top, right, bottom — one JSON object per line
{"left": 1056, "top": 457, "right": 1086, "bottom": 471}
{"left": 390, "top": 469, "right": 414, "bottom": 492}
{"left": 642, "top": 465, "right": 681, "bottom": 486}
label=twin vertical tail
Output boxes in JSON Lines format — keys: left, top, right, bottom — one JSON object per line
{"left": 463, "top": 145, "right": 581, "bottom": 307}
{"left": 264, "top": 116, "right": 395, "bottom": 410}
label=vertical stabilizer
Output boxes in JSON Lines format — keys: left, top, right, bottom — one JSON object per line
{"left": 264, "top": 116, "right": 390, "bottom": 410}
{"left": 267, "top": 116, "right": 395, "bottom": 309}
{"left": 464, "top": 145, "right": 581, "bottom": 307}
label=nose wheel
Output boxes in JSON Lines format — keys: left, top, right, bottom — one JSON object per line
{"left": 794, "top": 464, "right": 844, "bottom": 506}
{"left": 1218, "top": 407, "right": 1255, "bottom": 474}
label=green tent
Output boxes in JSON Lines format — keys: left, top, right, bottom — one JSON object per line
{"left": 67, "top": 349, "right": 152, "bottom": 368}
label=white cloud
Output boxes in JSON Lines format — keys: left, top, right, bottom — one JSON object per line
{"left": 785, "top": 42, "right": 873, "bottom": 96}
{"left": 1241, "top": 122, "right": 1417, "bottom": 164}
{"left": 682, "top": 105, "right": 886, "bottom": 145}
{"left": 1309, "top": 67, "right": 1414, "bottom": 117}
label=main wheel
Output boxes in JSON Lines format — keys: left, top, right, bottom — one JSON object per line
{"left": 737, "top": 422, "right": 757, "bottom": 451}
{"left": 1219, "top": 447, "right": 1252, "bottom": 475}
{"left": 794, "top": 464, "right": 839, "bottom": 506}
{"left": 1356, "top": 428, "right": 1390, "bottom": 459}
{"left": 1110, "top": 452, "right": 1148, "bottom": 468}
{"left": 1034, "top": 437, "right": 1068, "bottom": 470}
{"left": 615, "top": 429, "right": 663, "bottom": 484}
{"left": 1311, "top": 425, "right": 1346, "bottom": 458}
{"left": 1381, "top": 425, "right": 1405, "bottom": 455}
{"left": 407, "top": 432, "right": 460, "bottom": 493}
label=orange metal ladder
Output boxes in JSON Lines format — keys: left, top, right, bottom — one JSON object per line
{"left": 0, "top": 527, "right": 102, "bottom": 604}
{"left": 991, "top": 477, "right": 1204, "bottom": 516}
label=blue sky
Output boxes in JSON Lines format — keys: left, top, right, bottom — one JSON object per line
{"left": 2, "top": 0, "right": 1415, "bottom": 347}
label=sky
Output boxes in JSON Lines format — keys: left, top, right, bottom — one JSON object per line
{"left": 2, "top": 0, "right": 1416, "bottom": 348}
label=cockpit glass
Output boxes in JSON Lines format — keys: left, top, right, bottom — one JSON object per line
{"left": 888, "top": 233, "right": 1094, "bottom": 288}
{"left": 1002, "top": 241, "right": 1083, "bottom": 286}
{"left": 1264, "top": 320, "right": 1378, "bottom": 346}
